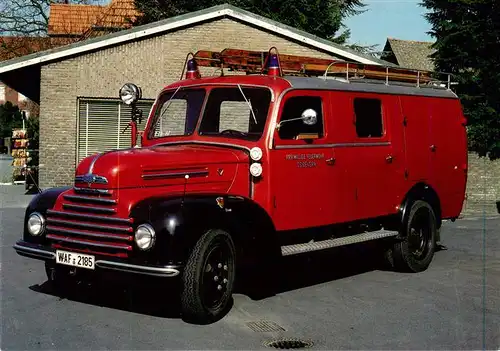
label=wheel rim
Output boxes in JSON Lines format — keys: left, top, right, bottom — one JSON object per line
{"left": 408, "top": 207, "right": 433, "bottom": 260}
{"left": 201, "top": 239, "right": 233, "bottom": 311}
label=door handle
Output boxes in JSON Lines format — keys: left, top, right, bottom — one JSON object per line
{"left": 326, "top": 157, "right": 336, "bottom": 166}
{"left": 385, "top": 155, "right": 393, "bottom": 164}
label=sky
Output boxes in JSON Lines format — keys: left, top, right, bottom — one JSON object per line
{"left": 343, "top": 0, "right": 434, "bottom": 51}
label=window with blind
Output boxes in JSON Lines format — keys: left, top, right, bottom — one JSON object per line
{"left": 77, "top": 99, "right": 154, "bottom": 162}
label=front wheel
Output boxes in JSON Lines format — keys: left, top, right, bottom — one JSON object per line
{"left": 389, "top": 200, "right": 437, "bottom": 273}
{"left": 181, "top": 229, "right": 236, "bottom": 324}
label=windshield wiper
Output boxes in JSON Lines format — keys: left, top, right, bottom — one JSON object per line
{"left": 237, "top": 84, "right": 258, "bottom": 125}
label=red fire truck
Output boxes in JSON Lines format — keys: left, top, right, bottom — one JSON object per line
{"left": 14, "top": 47, "right": 467, "bottom": 323}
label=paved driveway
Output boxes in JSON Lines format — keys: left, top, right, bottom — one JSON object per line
{"left": 1, "top": 188, "right": 499, "bottom": 350}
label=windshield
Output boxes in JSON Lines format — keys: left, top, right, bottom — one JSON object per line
{"left": 198, "top": 87, "right": 272, "bottom": 141}
{"left": 148, "top": 88, "right": 205, "bottom": 139}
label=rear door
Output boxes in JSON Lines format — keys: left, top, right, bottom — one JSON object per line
{"left": 269, "top": 90, "right": 336, "bottom": 231}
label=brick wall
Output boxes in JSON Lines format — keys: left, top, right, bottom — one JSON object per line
{"left": 39, "top": 18, "right": 337, "bottom": 188}
{"left": 461, "top": 152, "right": 500, "bottom": 215}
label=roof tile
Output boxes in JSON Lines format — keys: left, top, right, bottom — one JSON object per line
{"left": 384, "top": 38, "right": 436, "bottom": 71}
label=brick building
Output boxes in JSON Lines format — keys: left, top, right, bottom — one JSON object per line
{"left": 0, "top": 4, "right": 387, "bottom": 189}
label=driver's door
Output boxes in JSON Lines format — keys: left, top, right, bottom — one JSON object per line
{"left": 269, "top": 90, "right": 336, "bottom": 231}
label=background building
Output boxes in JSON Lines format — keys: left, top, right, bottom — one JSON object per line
{"left": 0, "top": 4, "right": 387, "bottom": 189}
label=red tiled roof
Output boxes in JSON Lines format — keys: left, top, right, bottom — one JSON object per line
{"left": 48, "top": 0, "right": 140, "bottom": 37}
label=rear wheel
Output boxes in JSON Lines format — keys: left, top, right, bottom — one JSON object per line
{"left": 389, "top": 200, "right": 437, "bottom": 272}
{"left": 181, "top": 229, "right": 236, "bottom": 324}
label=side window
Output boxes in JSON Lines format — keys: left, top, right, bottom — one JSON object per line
{"left": 278, "top": 96, "right": 323, "bottom": 140}
{"left": 354, "top": 98, "right": 383, "bottom": 138}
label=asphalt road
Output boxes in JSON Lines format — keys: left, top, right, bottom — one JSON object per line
{"left": 1, "top": 189, "right": 499, "bottom": 350}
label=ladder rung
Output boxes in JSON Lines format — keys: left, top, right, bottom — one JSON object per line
{"left": 281, "top": 230, "right": 398, "bottom": 256}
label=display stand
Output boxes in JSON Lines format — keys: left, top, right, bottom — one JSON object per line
{"left": 11, "top": 128, "right": 28, "bottom": 185}
{"left": 11, "top": 128, "right": 39, "bottom": 188}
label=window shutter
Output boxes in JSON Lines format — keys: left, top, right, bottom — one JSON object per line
{"left": 77, "top": 99, "right": 154, "bottom": 162}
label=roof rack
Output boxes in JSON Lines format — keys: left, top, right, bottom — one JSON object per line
{"left": 188, "top": 47, "right": 456, "bottom": 90}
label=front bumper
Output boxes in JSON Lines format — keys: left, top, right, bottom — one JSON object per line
{"left": 13, "top": 241, "right": 181, "bottom": 278}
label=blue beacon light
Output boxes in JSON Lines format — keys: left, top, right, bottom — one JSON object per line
{"left": 185, "top": 58, "right": 201, "bottom": 79}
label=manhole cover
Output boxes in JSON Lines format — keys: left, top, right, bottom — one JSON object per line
{"left": 247, "top": 320, "right": 286, "bottom": 332}
{"left": 264, "top": 338, "right": 314, "bottom": 349}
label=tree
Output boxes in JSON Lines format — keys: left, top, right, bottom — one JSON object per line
{"left": 421, "top": 0, "right": 500, "bottom": 160}
{"left": 132, "top": 0, "right": 366, "bottom": 44}
{"left": 0, "top": 102, "right": 23, "bottom": 139}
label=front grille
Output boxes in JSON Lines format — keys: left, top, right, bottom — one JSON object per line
{"left": 45, "top": 188, "right": 134, "bottom": 257}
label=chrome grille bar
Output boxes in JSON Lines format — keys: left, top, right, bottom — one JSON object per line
{"left": 46, "top": 218, "right": 132, "bottom": 233}
{"left": 47, "top": 234, "right": 132, "bottom": 251}
{"left": 62, "top": 204, "right": 117, "bottom": 214}
{"left": 47, "top": 210, "right": 133, "bottom": 224}
{"left": 63, "top": 194, "right": 117, "bottom": 205}
{"left": 46, "top": 226, "right": 133, "bottom": 241}
{"left": 73, "top": 187, "right": 111, "bottom": 196}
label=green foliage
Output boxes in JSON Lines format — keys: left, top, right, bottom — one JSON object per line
{"left": 132, "top": 0, "right": 366, "bottom": 44}
{"left": 0, "top": 102, "right": 22, "bottom": 139}
{"left": 421, "top": 0, "right": 500, "bottom": 160}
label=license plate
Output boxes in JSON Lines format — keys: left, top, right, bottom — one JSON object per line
{"left": 56, "top": 250, "right": 95, "bottom": 270}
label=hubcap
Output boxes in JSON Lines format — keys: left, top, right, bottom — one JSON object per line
{"left": 201, "top": 241, "right": 232, "bottom": 310}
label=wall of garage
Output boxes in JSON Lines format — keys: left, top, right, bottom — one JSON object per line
{"left": 39, "top": 18, "right": 338, "bottom": 188}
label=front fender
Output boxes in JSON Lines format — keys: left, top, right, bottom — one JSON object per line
{"left": 22, "top": 187, "right": 71, "bottom": 244}
{"left": 129, "top": 194, "right": 278, "bottom": 266}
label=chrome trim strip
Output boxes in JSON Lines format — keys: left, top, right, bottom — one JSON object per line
{"left": 153, "top": 140, "right": 251, "bottom": 152}
{"left": 63, "top": 194, "right": 117, "bottom": 205}
{"left": 274, "top": 141, "right": 391, "bottom": 150}
{"left": 73, "top": 187, "right": 110, "bottom": 195}
{"left": 46, "top": 226, "right": 133, "bottom": 241}
{"left": 88, "top": 153, "right": 101, "bottom": 174}
{"left": 142, "top": 170, "right": 209, "bottom": 180}
{"left": 95, "top": 260, "right": 181, "bottom": 277}
{"left": 46, "top": 234, "right": 133, "bottom": 250}
{"left": 47, "top": 210, "right": 133, "bottom": 224}
{"left": 46, "top": 218, "right": 132, "bottom": 233}
{"left": 62, "top": 204, "right": 117, "bottom": 214}
{"left": 13, "top": 244, "right": 56, "bottom": 260}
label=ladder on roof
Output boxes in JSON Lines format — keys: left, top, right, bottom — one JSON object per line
{"left": 189, "top": 47, "right": 455, "bottom": 90}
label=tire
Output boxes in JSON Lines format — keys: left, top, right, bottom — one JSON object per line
{"left": 181, "top": 229, "right": 236, "bottom": 324}
{"left": 389, "top": 200, "right": 437, "bottom": 273}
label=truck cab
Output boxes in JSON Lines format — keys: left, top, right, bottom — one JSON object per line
{"left": 14, "top": 47, "right": 468, "bottom": 324}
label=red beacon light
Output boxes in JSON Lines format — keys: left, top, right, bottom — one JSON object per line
{"left": 185, "top": 58, "right": 201, "bottom": 79}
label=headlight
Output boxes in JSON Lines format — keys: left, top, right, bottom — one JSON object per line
{"left": 119, "top": 83, "right": 141, "bottom": 105}
{"left": 250, "top": 147, "right": 263, "bottom": 161}
{"left": 250, "top": 162, "right": 263, "bottom": 177}
{"left": 27, "top": 212, "right": 45, "bottom": 236}
{"left": 135, "top": 223, "right": 156, "bottom": 250}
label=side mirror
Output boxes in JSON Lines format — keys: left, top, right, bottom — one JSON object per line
{"left": 276, "top": 108, "right": 318, "bottom": 130}
{"left": 301, "top": 108, "right": 317, "bottom": 126}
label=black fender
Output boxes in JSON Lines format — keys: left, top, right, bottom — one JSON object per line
{"left": 22, "top": 186, "right": 71, "bottom": 243}
{"left": 398, "top": 183, "right": 442, "bottom": 235}
{"left": 129, "top": 194, "right": 280, "bottom": 269}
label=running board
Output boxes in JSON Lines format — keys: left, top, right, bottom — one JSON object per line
{"left": 281, "top": 230, "right": 398, "bottom": 256}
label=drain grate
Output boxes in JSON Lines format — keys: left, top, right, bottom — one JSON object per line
{"left": 264, "top": 338, "right": 314, "bottom": 349}
{"left": 247, "top": 320, "right": 286, "bottom": 332}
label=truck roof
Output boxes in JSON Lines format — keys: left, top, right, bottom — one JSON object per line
{"left": 166, "top": 73, "right": 459, "bottom": 100}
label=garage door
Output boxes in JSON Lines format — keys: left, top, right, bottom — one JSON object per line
{"left": 77, "top": 99, "right": 154, "bottom": 162}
